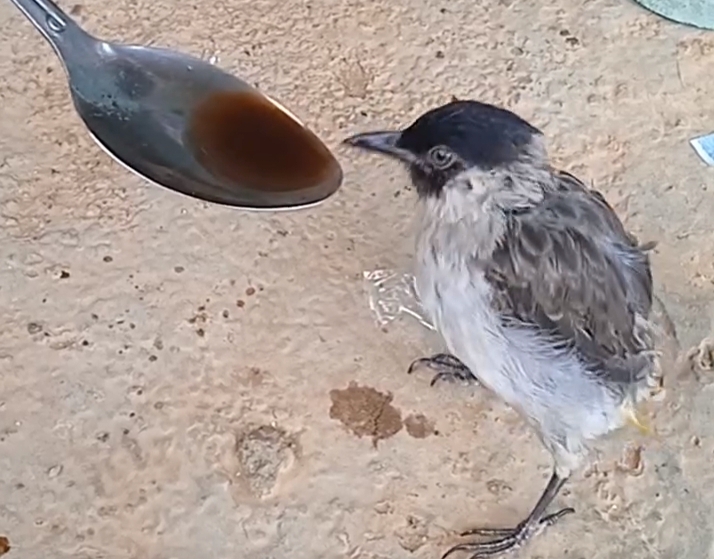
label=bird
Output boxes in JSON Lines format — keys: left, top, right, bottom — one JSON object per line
{"left": 343, "top": 99, "right": 663, "bottom": 558}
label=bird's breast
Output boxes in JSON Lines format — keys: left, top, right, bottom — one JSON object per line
{"left": 414, "top": 230, "right": 509, "bottom": 388}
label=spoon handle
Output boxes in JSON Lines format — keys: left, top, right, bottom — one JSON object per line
{"left": 10, "top": 0, "right": 94, "bottom": 59}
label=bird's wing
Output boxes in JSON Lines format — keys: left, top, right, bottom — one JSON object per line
{"left": 552, "top": 169, "right": 654, "bottom": 250}
{"left": 485, "top": 186, "right": 653, "bottom": 380}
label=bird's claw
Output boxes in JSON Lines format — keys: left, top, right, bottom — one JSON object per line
{"left": 442, "top": 507, "right": 574, "bottom": 558}
{"left": 407, "top": 353, "right": 476, "bottom": 387}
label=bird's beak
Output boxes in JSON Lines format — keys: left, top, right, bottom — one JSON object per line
{"left": 342, "top": 131, "right": 415, "bottom": 163}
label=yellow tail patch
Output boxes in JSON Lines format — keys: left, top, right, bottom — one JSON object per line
{"left": 624, "top": 406, "right": 653, "bottom": 436}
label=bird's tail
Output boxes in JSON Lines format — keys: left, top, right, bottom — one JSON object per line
{"left": 619, "top": 297, "right": 677, "bottom": 438}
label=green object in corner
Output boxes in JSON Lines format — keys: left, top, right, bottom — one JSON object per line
{"left": 632, "top": 0, "right": 714, "bottom": 30}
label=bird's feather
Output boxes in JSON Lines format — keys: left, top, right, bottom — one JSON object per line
{"left": 483, "top": 171, "right": 654, "bottom": 385}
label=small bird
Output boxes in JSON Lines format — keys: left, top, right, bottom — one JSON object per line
{"left": 344, "top": 99, "right": 662, "bottom": 558}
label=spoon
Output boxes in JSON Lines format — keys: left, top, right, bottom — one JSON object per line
{"left": 9, "top": 0, "right": 344, "bottom": 209}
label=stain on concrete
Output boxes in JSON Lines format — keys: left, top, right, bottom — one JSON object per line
{"left": 329, "top": 382, "right": 402, "bottom": 446}
{"left": 404, "top": 413, "right": 435, "bottom": 439}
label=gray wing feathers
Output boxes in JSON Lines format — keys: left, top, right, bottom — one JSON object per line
{"left": 485, "top": 174, "right": 654, "bottom": 384}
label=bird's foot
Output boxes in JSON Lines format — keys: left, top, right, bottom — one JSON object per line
{"left": 407, "top": 353, "right": 476, "bottom": 387}
{"left": 442, "top": 507, "right": 574, "bottom": 558}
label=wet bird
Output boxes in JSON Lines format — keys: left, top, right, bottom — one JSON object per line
{"left": 344, "top": 99, "right": 663, "bottom": 558}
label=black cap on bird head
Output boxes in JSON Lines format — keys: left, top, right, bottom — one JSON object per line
{"left": 343, "top": 100, "right": 543, "bottom": 198}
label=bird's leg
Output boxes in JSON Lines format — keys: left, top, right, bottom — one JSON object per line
{"left": 442, "top": 471, "right": 574, "bottom": 559}
{"left": 407, "top": 352, "right": 477, "bottom": 387}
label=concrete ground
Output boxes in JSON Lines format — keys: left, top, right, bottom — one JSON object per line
{"left": 2, "top": 0, "right": 714, "bottom": 558}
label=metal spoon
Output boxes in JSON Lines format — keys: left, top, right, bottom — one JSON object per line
{"left": 9, "top": 0, "right": 344, "bottom": 209}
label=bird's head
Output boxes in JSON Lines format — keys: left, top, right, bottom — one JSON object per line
{"left": 343, "top": 100, "right": 546, "bottom": 201}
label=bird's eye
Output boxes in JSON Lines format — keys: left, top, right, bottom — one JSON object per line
{"left": 428, "top": 146, "right": 455, "bottom": 169}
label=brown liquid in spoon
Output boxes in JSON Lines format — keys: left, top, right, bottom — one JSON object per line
{"left": 187, "top": 91, "right": 336, "bottom": 192}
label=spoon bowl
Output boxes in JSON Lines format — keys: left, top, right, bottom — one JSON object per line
{"left": 10, "top": 0, "right": 343, "bottom": 209}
